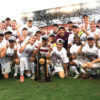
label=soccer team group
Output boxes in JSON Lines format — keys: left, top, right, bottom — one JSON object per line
{"left": 0, "top": 14, "right": 100, "bottom": 82}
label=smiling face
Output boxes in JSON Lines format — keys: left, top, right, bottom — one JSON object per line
{"left": 90, "top": 22, "right": 96, "bottom": 32}
{"left": 82, "top": 16, "right": 89, "bottom": 24}
{"left": 87, "top": 38, "right": 94, "bottom": 48}
{"left": 72, "top": 27, "right": 80, "bottom": 34}
{"left": 0, "top": 35, "right": 4, "bottom": 42}
{"left": 9, "top": 41, "right": 16, "bottom": 48}
{"left": 27, "top": 21, "right": 33, "bottom": 27}
{"left": 56, "top": 43, "right": 63, "bottom": 51}
{"left": 58, "top": 28, "right": 65, "bottom": 37}
{"left": 74, "top": 36, "right": 81, "bottom": 45}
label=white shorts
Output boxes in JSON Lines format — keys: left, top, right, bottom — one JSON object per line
{"left": 20, "top": 58, "right": 30, "bottom": 70}
{"left": 1, "top": 61, "right": 11, "bottom": 74}
{"left": 54, "top": 66, "right": 64, "bottom": 73}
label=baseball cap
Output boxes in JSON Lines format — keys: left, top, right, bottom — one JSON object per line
{"left": 87, "top": 35, "right": 94, "bottom": 40}
{"left": 49, "top": 33, "right": 55, "bottom": 37}
{"left": 56, "top": 39, "right": 64, "bottom": 44}
{"left": 42, "top": 35, "right": 48, "bottom": 40}
{"left": 58, "top": 26, "right": 65, "bottom": 30}
{"left": 8, "top": 36, "right": 16, "bottom": 42}
{"left": 36, "top": 29, "right": 42, "bottom": 33}
{"left": 72, "top": 24, "right": 80, "bottom": 28}
{"left": 5, "top": 31, "right": 12, "bottom": 34}
{"left": 27, "top": 18, "right": 33, "bottom": 22}
{"left": 0, "top": 31, "right": 4, "bottom": 36}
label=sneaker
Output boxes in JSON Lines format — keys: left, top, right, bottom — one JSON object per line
{"left": 20, "top": 75, "right": 24, "bottom": 82}
{"left": 73, "top": 74, "right": 80, "bottom": 79}
{"left": 31, "top": 75, "right": 35, "bottom": 80}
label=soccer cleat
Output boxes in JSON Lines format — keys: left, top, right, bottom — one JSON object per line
{"left": 14, "top": 76, "right": 18, "bottom": 81}
{"left": 73, "top": 74, "right": 80, "bottom": 79}
{"left": 20, "top": 75, "right": 24, "bottom": 82}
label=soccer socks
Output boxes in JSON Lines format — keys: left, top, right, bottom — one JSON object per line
{"left": 30, "top": 62, "right": 35, "bottom": 74}
{"left": 20, "top": 58, "right": 25, "bottom": 76}
{"left": 14, "top": 64, "right": 19, "bottom": 76}
{"left": 70, "top": 66, "right": 79, "bottom": 75}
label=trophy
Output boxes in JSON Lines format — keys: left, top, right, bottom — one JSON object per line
{"left": 35, "top": 55, "right": 51, "bottom": 82}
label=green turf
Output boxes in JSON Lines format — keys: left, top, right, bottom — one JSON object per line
{"left": 0, "top": 77, "right": 100, "bottom": 100}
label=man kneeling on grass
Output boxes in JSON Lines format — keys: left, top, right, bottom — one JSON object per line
{"left": 0, "top": 36, "right": 18, "bottom": 79}
{"left": 50, "top": 39, "right": 69, "bottom": 79}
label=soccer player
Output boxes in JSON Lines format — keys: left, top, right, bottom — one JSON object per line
{"left": 50, "top": 39, "right": 69, "bottom": 79}
{"left": 50, "top": 24, "right": 58, "bottom": 36}
{"left": 0, "top": 36, "right": 17, "bottom": 79}
{"left": 69, "top": 35, "right": 82, "bottom": 78}
{"left": 78, "top": 35, "right": 99, "bottom": 79}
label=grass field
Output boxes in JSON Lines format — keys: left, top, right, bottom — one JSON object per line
{"left": 0, "top": 76, "right": 100, "bottom": 100}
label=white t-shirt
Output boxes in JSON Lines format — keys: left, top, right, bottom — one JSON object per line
{"left": 50, "top": 47, "right": 69, "bottom": 67}
{"left": 70, "top": 44, "right": 82, "bottom": 60}
{"left": 1, "top": 47, "right": 15, "bottom": 67}
{"left": 68, "top": 33, "right": 86, "bottom": 45}
{"left": 20, "top": 24, "right": 39, "bottom": 36}
{"left": 88, "top": 28, "right": 100, "bottom": 37}
{"left": 8, "top": 27, "right": 18, "bottom": 37}
{"left": 19, "top": 36, "right": 31, "bottom": 58}
{"left": 82, "top": 43, "right": 100, "bottom": 61}
{"left": 80, "top": 23, "right": 90, "bottom": 31}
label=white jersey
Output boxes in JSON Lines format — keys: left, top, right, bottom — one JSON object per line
{"left": 68, "top": 33, "right": 86, "bottom": 45}
{"left": 82, "top": 43, "right": 100, "bottom": 61}
{"left": 20, "top": 24, "right": 39, "bottom": 36}
{"left": 50, "top": 47, "right": 69, "bottom": 67}
{"left": 8, "top": 27, "right": 18, "bottom": 37}
{"left": 20, "top": 43, "right": 34, "bottom": 58}
{"left": 1, "top": 47, "right": 15, "bottom": 67}
{"left": 70, "top": 44, "right": 82, "bottom": 60}
{"left": 80, "top": 23, "right": 90, "bottom": 31}
{"left": 88, "top": 28, "right": 100, "bottom": 37}
{"left": 2, "top": 38, "right": 9, "bottom": 46}
{"left": 34, "top": 39, "right": 42, "bottom": 49}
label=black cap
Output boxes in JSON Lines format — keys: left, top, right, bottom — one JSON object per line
{"left": 5, "top": 31, "right": 12, "bottom": 34}
{"left": 0, "top": 31, "right": 4, "bottom": 36}
{"left": 49, "top": 33, "right": 55, "bottom": 37}
{"left": 58, "top": 26, "right": 65, "bottom": 30}
{"left": 42, "top": 35, "right": 48, "bottom": 40}
{"left": 56, "top": 39, "right": 64, "bottom": 44}
{"left": 8, "top": 36, "right": 16, "bottom": 42}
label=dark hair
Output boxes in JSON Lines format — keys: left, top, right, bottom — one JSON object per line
{"left": 22, "top": 28, "right": 28, "bottom": 31}
{"left": 5, "top": 17, "right": 11, "bottom": 21}
{"left": 82, "top": 14, "right": 88, "bottom": 18}
{"left": 53, "top": 24, "right": 58, "bottom": 27}
{"left": 67, "top": 21, "right": 73, "bottom": 24}
{"left": 98, "top": 19, "right": 100, "bottom": 24}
